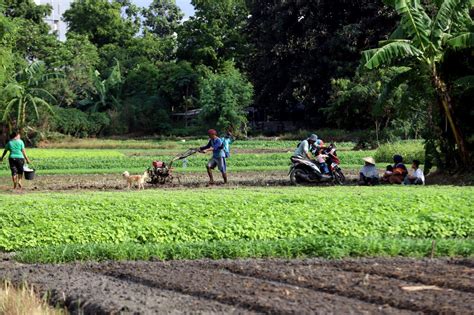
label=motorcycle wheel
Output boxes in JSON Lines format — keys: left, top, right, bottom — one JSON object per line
{"left": 333, "top": 168, "right": 346, "bottom": 185}
{"left": 290, "top": 168, "right": 308, "bottom": 185}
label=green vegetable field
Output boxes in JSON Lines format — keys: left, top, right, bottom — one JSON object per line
{"left": 1, "top": 186, "right": 472, "bottom": 263}
{"left": 1, "top": 138, "right": 422, "bottom": 175}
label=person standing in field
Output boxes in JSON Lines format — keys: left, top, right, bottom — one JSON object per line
{"left": 199, "top": 129, "right": 227, "bottom": 185}
{"left": 0, "top": 131, "right": 31, "bottom": 190}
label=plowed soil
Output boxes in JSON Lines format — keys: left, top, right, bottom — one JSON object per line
{"left": 1, "top": 257, "right": 472, "bottom": 314}
{"left": 0, "top": 170, "right": 363, "bottom": 192}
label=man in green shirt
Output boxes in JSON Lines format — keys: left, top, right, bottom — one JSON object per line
{"left": 1, "top": 131, "right": 31, "bottom": 189}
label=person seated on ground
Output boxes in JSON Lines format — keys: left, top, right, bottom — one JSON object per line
{"left": 359, "top": 157, "right": 379, "bottom": 185}
{"left": 388, "top": 154, "right": 408, "bottom": 184}
{"left": 293, "top": 134, "right": 318, "bottom": 160}
{"left": 315, "top": 147, "right": 330, "bottom": 175}
{"left": 381, "top": 165, "right": 393, "bottom": 183}
{"left": 404, "top": 159, "right": 425, "bottom": 185}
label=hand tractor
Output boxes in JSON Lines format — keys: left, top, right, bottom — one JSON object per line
{"left": 147, "top": 148, "right": 200, "bottom": 185}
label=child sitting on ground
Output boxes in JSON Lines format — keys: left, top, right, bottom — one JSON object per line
{"left": 381, "top": 165, "right": 393, "bottom": 183}
{"left": 404, "top": 160, "right": 425, "bottom": 185}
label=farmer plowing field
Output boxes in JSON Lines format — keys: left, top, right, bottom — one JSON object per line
{"left": 198, "top": 129, "right": 228, "bottom": 186}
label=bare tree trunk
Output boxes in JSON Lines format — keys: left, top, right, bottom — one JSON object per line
{"left": 432, "top": 73, "right": 470, "bottom": 167}
{"left": 0, "top": 124, "right": 8, "bottom": 146}
{"left": 375, "top": 120, "right": 380, "bottom": 147}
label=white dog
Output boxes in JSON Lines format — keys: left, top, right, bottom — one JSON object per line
{"left": 122, "top": 171, "right": 148, "bottom": 190}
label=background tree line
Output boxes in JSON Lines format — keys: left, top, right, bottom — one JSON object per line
{"left": 0, "top": 0, "right": 472, "bottom": 168}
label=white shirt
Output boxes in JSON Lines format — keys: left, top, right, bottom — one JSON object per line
{"left": 361, "top": 165, "right": 378, "bottom": 178}
{"left": 414, "top": 168, "right": 425, "bottom": 184}
{"left": 294, "top": 140, "right": 309, "bottom": 158}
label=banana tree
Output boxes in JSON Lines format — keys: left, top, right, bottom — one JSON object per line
{"left": 362, "top": 0, "right": 473, "bottom": 166}
{"left": 78, "top": 59, "right": 122, "bottom": 112}
{"left": 0, "top": 61, "right": 57, "bottom": 130}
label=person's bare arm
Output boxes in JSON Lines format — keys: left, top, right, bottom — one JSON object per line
{"left": 22, "top": 148, "right": 31, "bottom": 164}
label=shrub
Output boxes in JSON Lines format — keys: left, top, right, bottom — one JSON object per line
{"left": 52, "top": 108, "right": 110, "bottom": 137}
{"left": 374, "top": 141, "right": 425, "bottom": 164}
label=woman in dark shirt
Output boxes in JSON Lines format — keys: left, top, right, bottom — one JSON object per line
{"left": 389, "top": 154, "right": 408, "bottom": 184}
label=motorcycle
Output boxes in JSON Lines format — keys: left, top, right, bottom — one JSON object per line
{"left": 289, "top": 143, "right": 345, "bottom": 185}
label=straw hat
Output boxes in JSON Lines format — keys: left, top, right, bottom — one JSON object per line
{"left": 363, "top": 157, "right": 376, "bottom": 165}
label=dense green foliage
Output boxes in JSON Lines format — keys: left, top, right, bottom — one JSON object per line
{"left": 374, "top": 141, "right": 425, "bottom": 164}
{"left": 199, "top": 62, "right": 253, "bottom": 133}
{"left": 0, "top": 0, "right": 472, "bottom": 170}
{"left": 361, "top": 0, "right": 474, "bottom": 168}
{"left": 246, "top": 0, "right": 397, "bottom": 123}
{"left": 2, "top": 187, "right": 473, "bottom": 262}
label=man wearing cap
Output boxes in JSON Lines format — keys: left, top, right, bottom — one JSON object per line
{"left": 359, "top": 157, "right": 379, "bottom": 185}
{"left": 293, "top": 134, "right": 319, "bottom": 160}
{"left": 199, "top": 129, "right": 227, "bottom": 185}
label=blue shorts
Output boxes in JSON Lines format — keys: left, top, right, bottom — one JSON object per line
{"left": 208, "top": 158, "right": 226, "bottom": 173}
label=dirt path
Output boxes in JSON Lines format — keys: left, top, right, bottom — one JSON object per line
{"left": 1, "top": 258, "right": 472, "bottom": 314}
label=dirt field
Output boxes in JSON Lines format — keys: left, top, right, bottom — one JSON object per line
{"left": 0, "top": 170, "right": 365, "bottom": 192}
{"left": 0, "top": 257, "right": 472, "bottom": 314}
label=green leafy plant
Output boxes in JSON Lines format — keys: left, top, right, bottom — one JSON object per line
{"left": 0, "top": 61, "right": 58, "bottom": 130}
{"left": 362, "top": 0, "right": 474, "bottom": 166}
{"left": 1, "top": 187, "right": 472, "bottom": 262}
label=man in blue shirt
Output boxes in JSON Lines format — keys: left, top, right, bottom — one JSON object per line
{"left": 199, "top": 129, "right": 227, "bottom": 185}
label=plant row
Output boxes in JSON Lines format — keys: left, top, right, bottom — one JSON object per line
{"left": 1, "top": 187, "right": 472, "bottom": 253}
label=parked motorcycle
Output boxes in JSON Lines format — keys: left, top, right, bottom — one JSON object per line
{"left": 289, "top": 144, "right": 345, "bottom": 185}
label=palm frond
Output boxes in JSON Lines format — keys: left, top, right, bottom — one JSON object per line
{"left": 374, "top": 67, "right": 416, "bottom": 115}
{"left": 453, "top": 75, "right": 474, "bottom": 89}
{"left": 2, "top": 98, "right": 17, "bottom": 122}
{"left": 433, "top": 0, "right": 472, "bottom": 37}
{"left": 447, "top": 32, "right": 474, "bottom": 49}
{"left": 363, "top": 41, "right": 423, "bottom": 69}
{"left": 17, "top": 97, "right": 23, "bottom": 126}
{"left": 27, "top": 94, "right": 40, "bottom": 120}
{"left": 33, "top": 97, "right": 55, "bottom": 116}
{"left": 389, "top": 24, "right": 407, "bottom": 40}
{"left": 30, "top": 88, "right": 57, "bottom": 103}
{"left": 394, "top": 0, "right": 431, "bottom": 50}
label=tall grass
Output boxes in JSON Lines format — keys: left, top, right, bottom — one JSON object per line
{"left": 0, "top": 281, "right": 65, "bottom": 315}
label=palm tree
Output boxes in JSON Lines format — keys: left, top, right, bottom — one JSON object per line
{"left": 0, "top": 61, "right": 57, "bottom": 130}
{"left": 362, "top": 0, "right": 473, "bottom": 165}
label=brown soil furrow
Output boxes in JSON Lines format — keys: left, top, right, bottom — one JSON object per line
{"left": 0, "top": 263, "right": 255, "bottom": 314}
{"left": 327, "top": 258, "right": 474, "bottom": 293}
{"left": 228, "top": 258, "right": 474, "bottom": 292}
{"left": 214, "top": 259, "right": 473, "bottom": 314}
{"left": 92, "top": 261, "right": 415, "bottom": 315}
